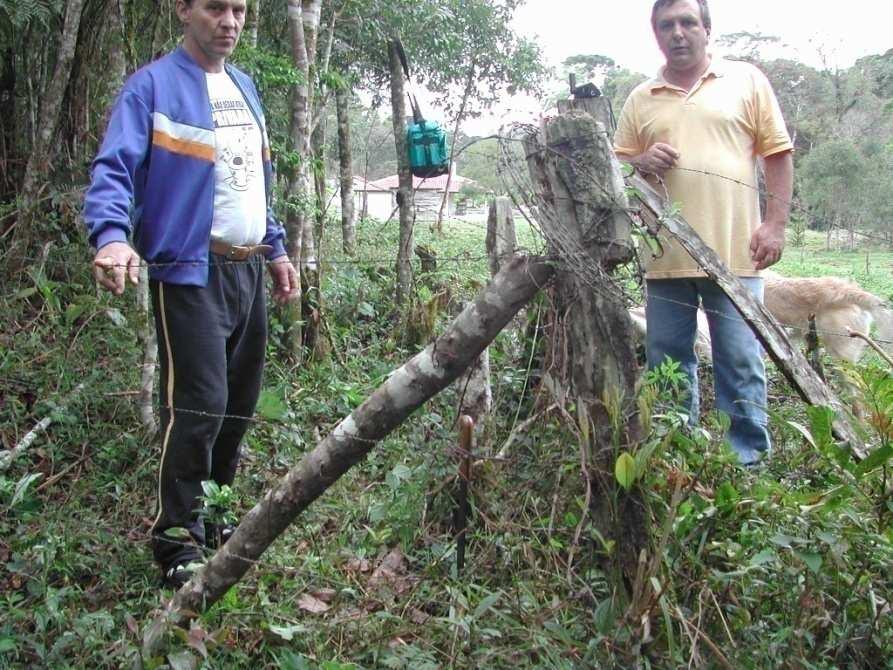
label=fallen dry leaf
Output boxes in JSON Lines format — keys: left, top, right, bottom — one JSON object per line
{"left": 368, "top": 548, "right": 417, "bottom": 596}
{"left": 344, "top": 557, "right": 371, "bottom": 574}
{"left": 297, "top": 592, "right": 331, "bottom": 614}
{"left": 408, "top": 608, "right": 430, "bottom": 625}
{"left": 312, "top": 588, "right": 337, "bottom": 603}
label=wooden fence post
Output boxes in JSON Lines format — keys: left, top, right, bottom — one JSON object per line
{"left": 486, "top": 196, "right": 517, "bottom": 276}
{"left": 523, "top": 110, "right": 645, "bottom": 580}
{"left": 455, "top": 195, "right": 521, "bottom": 437}
{"left": 556, "top": 96, "right": 615, "bottom": 134}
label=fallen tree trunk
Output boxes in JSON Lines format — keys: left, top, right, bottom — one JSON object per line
{"left": 143, "top": 254, "right": 554, "bottom": 654}
{"left": 629, "top": 173, "right": 866, "bottom": 457}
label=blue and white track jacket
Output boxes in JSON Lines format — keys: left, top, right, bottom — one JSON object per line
{"left": 84, "top": 46, "right": 287, "bottom": 286}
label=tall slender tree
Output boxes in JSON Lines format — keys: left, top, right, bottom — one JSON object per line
{"left": 11, "top": 0, "right": 86, "bottom": 262}
{"left": 284, "top": 0, "right": 323, "bottom": 361}
{"left": 335, "top": 81, "right": 356, "bottom": 254}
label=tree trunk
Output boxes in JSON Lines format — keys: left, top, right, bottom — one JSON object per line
{"left": 12, "top": 0, "right": 86, "bottom": 261}
{"left": 284, "top": 0, "right": 323, "bottom": 362}
{"left": 1, "top": 49, "right": 17, "bottom": 198}
{"left": 246, "top": 0, "right": 260, "bottom": 48}
{"left": 108, "top": 0, "right": 129, "bottom": 84}
{"left": 524, "top": 110, "right": 643, "bottom": 582}
{"left": 150, "top": 0, "right": 173, "bottom": 57}
{"left": 141, "top": 255, "right": 554, "bottom": 651}
{"left": 306, "top": 101, "right": 328, "bottom": 360}
{"left": 336, "top": 82, "right": 356, "bottom": 254}
{"left": 389, "top": 40, "right": 414, "bottom": 308}
{"left": 311, "top": 102, "right": 327, "bottom": 244}
{"left": 457, "top": 344, "right": 491, "bottom": 436}
{"left": 137, "top": 264, "right": 158, "bottom": 434}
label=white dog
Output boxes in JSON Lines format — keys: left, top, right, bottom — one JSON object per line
{"left": 630, "top": 272, "right": 892, "bottom": 364}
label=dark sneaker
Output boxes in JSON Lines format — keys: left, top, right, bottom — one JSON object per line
{"left": 205, "top": 522, "right": 236, "bottom": 550}
{"left": 161, "top": 559, "right": 199, "bottom": 589}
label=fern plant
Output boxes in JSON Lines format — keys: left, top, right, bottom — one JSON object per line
{"left": 0, "top": 0, "right": 60, "bottom": 31}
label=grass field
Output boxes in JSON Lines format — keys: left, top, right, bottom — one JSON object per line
{"left": 777, "top": 230, "right": 893, "bottom": 298}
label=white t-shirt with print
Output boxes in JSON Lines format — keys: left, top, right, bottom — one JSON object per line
{"left": 206, "top": 71, "right": 267, "bottom": 246}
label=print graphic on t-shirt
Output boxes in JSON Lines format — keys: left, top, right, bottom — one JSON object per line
{"left": 211, "top": 99, "right": 257, "bottom": 193}
{"left": 218, "top": 128, "right": 254, "bottom": 191}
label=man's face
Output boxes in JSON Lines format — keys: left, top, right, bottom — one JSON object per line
{"left": 653, "top": 0, "right": 709, "bottom": 74}
{"left": 176, "top": 0, "right": 245, "bottom": 69}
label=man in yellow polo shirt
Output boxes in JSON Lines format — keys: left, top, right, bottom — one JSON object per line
{"left": 614, "top": 0, "right": 794, "bottom": 465}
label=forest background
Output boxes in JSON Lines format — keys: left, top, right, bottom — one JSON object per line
{"left": 1, "top": 0, "right": 892, "bottom": 668}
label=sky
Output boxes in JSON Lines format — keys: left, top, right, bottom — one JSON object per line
{"left": 459, "top": 0, "right": 891, "bottom": 134}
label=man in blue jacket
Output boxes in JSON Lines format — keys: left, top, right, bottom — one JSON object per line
{"left": 84, "top": 0, "right": 299, "bottom": 589}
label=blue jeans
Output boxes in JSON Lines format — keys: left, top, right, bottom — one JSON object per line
{"left": 645, "top": 278, "right": 769, "bottom": 464}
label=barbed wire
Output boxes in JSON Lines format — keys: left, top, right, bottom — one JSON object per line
{"left": 3, "top": 122, "right": 890, "bottom": 628}
{"left": 0, "top": 370, "right": 533, "bottom": 588}
{"left": 3, "top": 124, "right": 891, "bottom": 426}
{"left": 4, "top": 251, "right": 498, "bottom": 270}
{"left": 493, "top": 121, "right": 893, "bottom": 347}
{"left": 643, "top": 291, "right": 893, "bottom": 346}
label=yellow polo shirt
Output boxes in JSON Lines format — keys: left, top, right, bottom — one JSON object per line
{"left": 614, "top": 58, "right": 793, "bottom": 278}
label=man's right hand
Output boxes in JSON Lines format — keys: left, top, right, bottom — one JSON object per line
{"left": 630, "top": 143, "right": 681, "bottom": 176}
{"left": 93, "top": 242, "right": 141, "bottom": 295}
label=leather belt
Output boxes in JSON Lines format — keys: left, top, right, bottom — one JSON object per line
{"left": 209, "top": 239, "right": 273, "bottom": 261}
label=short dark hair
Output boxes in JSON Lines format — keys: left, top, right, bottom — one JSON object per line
{"left": 651, "top": 0, "right": 711, "bottom": 34}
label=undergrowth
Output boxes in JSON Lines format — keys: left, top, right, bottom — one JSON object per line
{"left": 0, "top": 217, "right": 891, "bottom": 668}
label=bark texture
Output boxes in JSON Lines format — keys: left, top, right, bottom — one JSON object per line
{"left": 142, "top": 256, "right": 554, "bottom": 651}
{"left": 486, "top": 196, "right": 517, "bottom": 276}
{"left": 137, "top": 264, "right": 158, "bottom": 434}
{"left": 245, "top": 0, "right": 260, "bottom": 48}
{"left": 284, "top": 0, "right": 323, "bottom": 361}
{"left": 629, "top": 173, "right": 866, "bottom": 457}
{"left": 389, "top": 40, "right": 414, "bottom": 307}
{"left": 13, "top": 0, "right": 86, "bottom": 260}
{"left": 556, "top": 97, "right": 615, "bottom": 133}
{"left": 335, "top": 83, "right": 356, "bottom": 255}
{"left": 524, "top": 111, "right": 644, "bottom": 580}
{"left": 457, "top": 348, "right": 491, "bottom": 428}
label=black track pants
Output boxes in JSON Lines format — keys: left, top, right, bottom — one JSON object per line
{"left": 149, "top": 255, "right": 266, "bottom": 568}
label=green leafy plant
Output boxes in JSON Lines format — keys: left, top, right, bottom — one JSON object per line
{"left": 199, "top": 481, "right": 239, "bottom": 527}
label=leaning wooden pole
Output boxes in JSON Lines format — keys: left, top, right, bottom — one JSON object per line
{"left": 142, "top": 255, "right": 553, "bottom": 654}
{"left": 629, "top": 174, "right": 866, "bottom": 458}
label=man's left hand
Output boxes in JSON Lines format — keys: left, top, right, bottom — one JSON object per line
{"left": 749, "top": 222, "right": 785, "bottom": 270}
{"left": 267, "top": 256, "right": 299, "bottom": 304}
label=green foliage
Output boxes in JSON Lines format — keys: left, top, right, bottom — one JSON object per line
{"left": 0, "top": 0, "right": 59, "bottom": 30}
{"left": 232, "top": 44, "right": 304, "bottom": 93}
{"left": 199, "top": 481, "right": 239, "bottom": 527}
{"left": 3, "top": 210, "right": 893, "bottom": 667}
{"left": 801, "top": 139, "right": 867, "bottom": 227}
{"left": 4, "top": 8, "right": 893, "bottom": 663}
{"left": 334, "top": 0, "right": 547, "bottom": 118}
